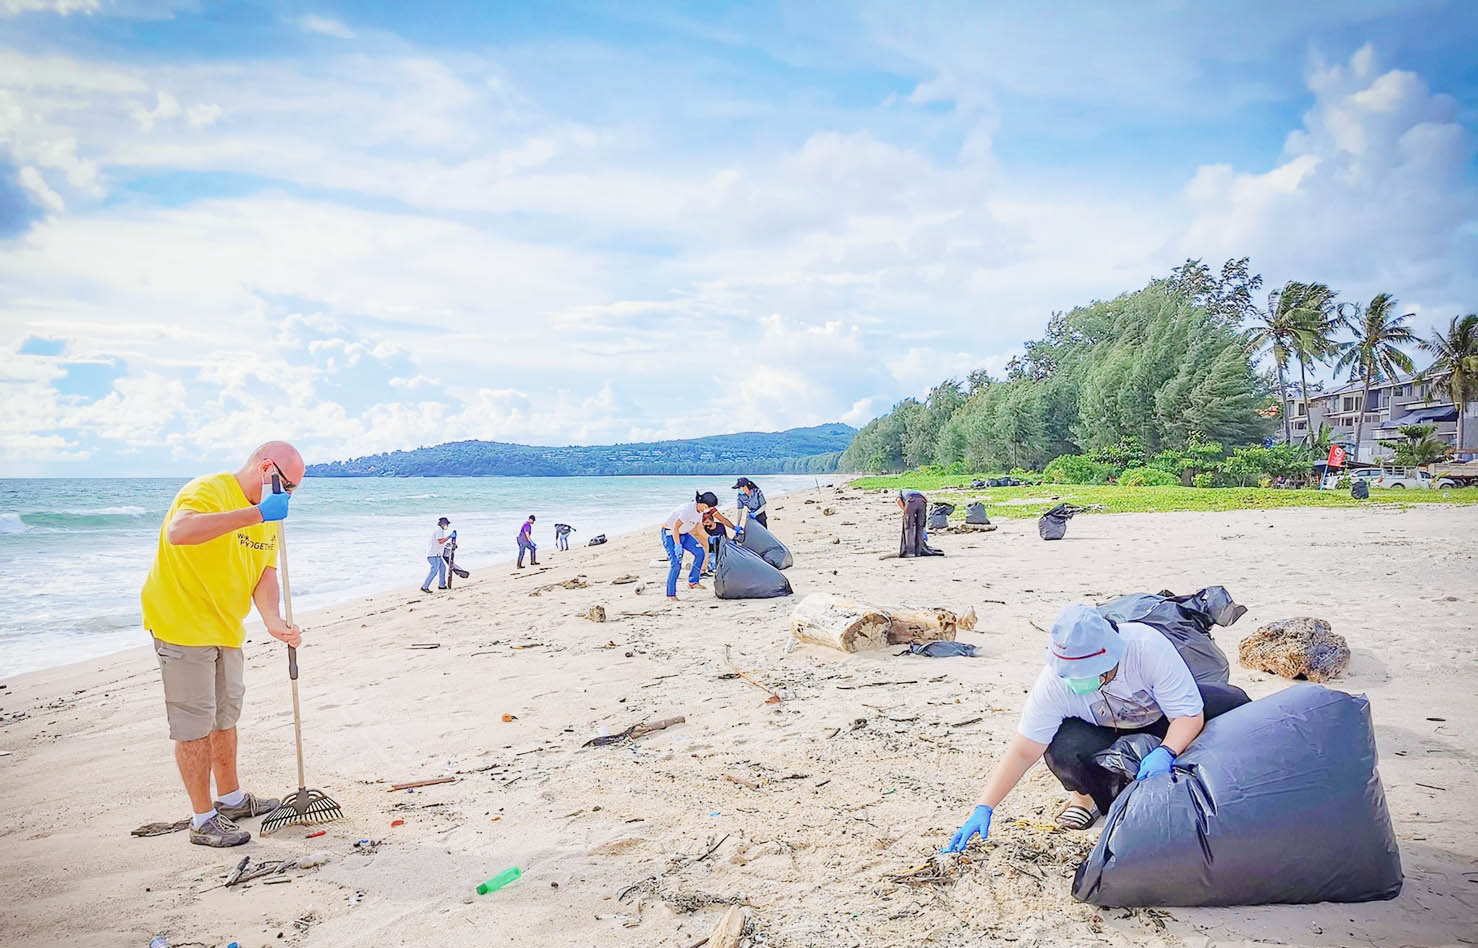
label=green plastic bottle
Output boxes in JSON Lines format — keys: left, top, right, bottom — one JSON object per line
{"left": 476, "top": 866, "right": 522, "bottom": 895}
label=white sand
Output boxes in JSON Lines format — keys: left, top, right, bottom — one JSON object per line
{"left": 1, "top": 486, "right": 1474, "bottom": 948}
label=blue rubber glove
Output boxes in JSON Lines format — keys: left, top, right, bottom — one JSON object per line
{"left": 1136, "top": 746, "right": 1175, "bottom": 780}
{"left": 257, "top": 489, "right": 290, "bottom": 523}
{"left": 944, "top": 804, "right": 992, "bottom": 853}
{"left": 734, "top": 528, "right": 745, "bottom": 542}
{"left": 450, "top": 530, "right": 457, "bottom": 540}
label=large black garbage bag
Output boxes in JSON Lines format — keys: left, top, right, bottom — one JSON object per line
{"left": 1038, "top": 503, "right": 1079, "bottom": 540}
{"left": 1351, "top": 479, "right": 1369, "bottom": 499}
{"left": 926, "top": 502, "right": 954, "bottom": 531}
{"left": 739, "top": 519, "right": 793, "bottom": 570}
{"left": 1096, "top": 586, "right": 1243, "bottom": 684}
{"left": 965, "top": 502, "right": 989, "bottom": 525}
{"left": 714, "top": 540, "right": 792, "bottom": 600}
{"left": 1071, "top": 684, "right": 1403, "bottom": 908}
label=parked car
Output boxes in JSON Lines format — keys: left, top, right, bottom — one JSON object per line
{"left": 1321, "top": 467, "right": 1431, "bottom": 490}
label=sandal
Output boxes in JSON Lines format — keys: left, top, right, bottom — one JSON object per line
{"left": 1055, "top": 803, "right": 1099, "bottom": 831}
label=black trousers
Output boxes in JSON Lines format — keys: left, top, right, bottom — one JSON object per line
{"left": 1042, "top": 682, "right": 1251, "bottom": 813}
{"left": 899, "top": 495, "right": 927, "bottom": 556}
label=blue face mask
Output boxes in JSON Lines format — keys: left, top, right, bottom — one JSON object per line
{"left": 1065, "top": 676, "right": 1103, "bottom": 695}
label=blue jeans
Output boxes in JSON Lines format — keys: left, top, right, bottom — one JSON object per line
{"left": 422, "top": 555, "right": 446, "bottom": 589}
{"left": 517, "top": 536, "right": 537, "bottom": 566}
{"left": 662, "top": 530, "right": 705, "bottom": 596}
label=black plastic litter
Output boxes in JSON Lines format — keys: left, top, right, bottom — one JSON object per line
{"left": 897, "top": 640, "right": 978, "bottom": 657}
{"left": 739, "top": 519, "right": 793, "bottom": 570}
{"left": 714, "top": 540, "right": 792, "bottom": 600}
{"left": 1351, "top": 479, "right": 1370, "bottom": 500}
{"left": 1038, "top": 503, "right": 1082, "bottom": 540}
{"left": 926, "top": 502, "right": 955, "bottom": 531}
{"left": 587, "top": 534, "right": 607, "bottom": 546}
{"left": 1095, "top": 586, "right": 1244, "bottom": 684}
{"left": 970, "top": 479, "right": 988, "bottom": 488}
{"left": 965, "top": 502, "right": 989, "bottom": 525}
{"left": 1071, "top": 684, "right": 1403, "bottom": 908}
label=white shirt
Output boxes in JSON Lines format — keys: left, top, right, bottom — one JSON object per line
{"left": 663, "top": 502, "right": 702, "bottom": 534}
{"left": 427, "top": 527, "right": 448, "bottom": 557}
{"left": 1016, "top": 622, "right": 1203, "bottom": 744}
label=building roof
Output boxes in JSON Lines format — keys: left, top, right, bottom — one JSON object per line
{"left": 1284, "top": 366, "right": 1448, "bottom": 403}
{"left": 1375, "top": 404, "right": 1458, "bottom": 430}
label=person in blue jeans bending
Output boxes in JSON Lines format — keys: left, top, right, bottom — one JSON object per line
{"left": 421, "top": 516, "right": 452, "bottom": 593}
{"left": 661, "top": 491, "right": 737, "bottom": 599}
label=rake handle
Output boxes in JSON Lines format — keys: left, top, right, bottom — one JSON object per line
{"left": 277, "top": 516, "right": 308, "bottom": 792}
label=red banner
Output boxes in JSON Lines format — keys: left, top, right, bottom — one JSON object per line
{"left": 1327, "top": 444, "right": 1347, "bottom": 469}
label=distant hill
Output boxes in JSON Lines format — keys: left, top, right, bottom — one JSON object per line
{"left": 305, "top": 423, "right": 857, "bottom": 477}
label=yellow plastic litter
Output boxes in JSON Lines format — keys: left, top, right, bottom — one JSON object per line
{"left": 1011, "top": 817, "right": 1061, "bottom": 833}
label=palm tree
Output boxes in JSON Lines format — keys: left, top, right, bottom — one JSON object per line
{"left": 1420, "top": 314, "right": 1478, "bottom": 453}
{"left": 1333, "top": 293, "right": 1417, "bottom": 459}
{"left": 1379, "top": 424, "right": 1452, "bottom": 466}
{"left": 1246, "top": 292, "right": 1298, "bottom": 444}
{"left": 1260, "top": 282, "right": 1340, "bottom": 443}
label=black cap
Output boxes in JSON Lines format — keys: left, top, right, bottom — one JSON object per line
{"left": 438, "top": 517, "right": 450, "bottom": 526}
{"left": 732, "top": 477, "right": 752, "bottom": 489}
{"left": 697, "top": 490, "right": 720, "bottom": 507}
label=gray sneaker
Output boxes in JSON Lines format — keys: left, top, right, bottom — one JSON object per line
{"left": 189, "top": 813, "right": 250, "bottom": 847}
{"left": 215, "top": 791, "right": 280, "bottom": 821}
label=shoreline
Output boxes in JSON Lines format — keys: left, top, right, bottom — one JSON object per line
{"left": 0, "top": 477, "right": 834, "bottom": 683}
{"left": 1, "top": 486, "right": 1474, "bottom": 947}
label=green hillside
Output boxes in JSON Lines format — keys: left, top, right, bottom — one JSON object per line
{"left": 306, "top": 423, "right": 856, "bottom": 477}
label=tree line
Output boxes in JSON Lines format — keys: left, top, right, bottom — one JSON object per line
{"left": 840, "top": 258, "right": 1477, "bottom": 475}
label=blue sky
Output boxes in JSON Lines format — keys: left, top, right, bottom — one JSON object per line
{"left": 1, "top": 0, "right": 1475, "bottom": 474}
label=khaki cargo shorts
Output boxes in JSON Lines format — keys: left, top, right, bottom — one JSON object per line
{"left": 151, "top": 635, "right": 245, "bottom": 741}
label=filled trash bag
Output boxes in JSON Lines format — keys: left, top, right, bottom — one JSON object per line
{"left": 1095, "top": 586, "right": 1243, "bottom": 685}
{"left": 739, "top": 519, "right": 793, "bottom": 570}
{"left": 714, "top": 540, "right": 792, "bottom": 600}
{"left": 965, "top": 502, "right": 989, "bottom": 525}
{"left": 1071, "top": 684, "right": 1403, "bottom": 908}
{"left": 1351, "top": 479, "right": 1370, "bottom": 500}
{"left": 587, "top": 534, "right": 607, "bottom": 546}
{"left": 926, "top": 502, "right": 953, "bottom": 531}
{"left": 899, "top": 640, "right": 978, "bottom": 658}
{"left": 1038, "top": 503, "right": 1080, "bottom": 540}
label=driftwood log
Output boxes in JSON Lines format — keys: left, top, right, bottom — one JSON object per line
{"left": 789, "top": 594, "right": 977, "bottom": 653}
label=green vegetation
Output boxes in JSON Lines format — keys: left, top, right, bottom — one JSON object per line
{"left": 1380, "top": 424, "right": 1451, "bottom": 467}
{"left": 840, "top": 269, "right": 1274, "bottom": 475}
{"left": 1421, "top": 313, "right": 1478, "bottom": 453}
{"left": 849, "top": 476, "right": 1478, "bottom": 518}
{"left": 307, "top": 423, "right": 855, "bottom": 477}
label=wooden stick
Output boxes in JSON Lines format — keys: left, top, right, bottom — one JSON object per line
{"left": 723, "top": 645, "right": 780, "bottom": 700}
{"left": 725, "top": 774, "right": 759, "bottom": 790}
{"left": 629, "top": 716, "right": 686, "bottom": 739}
{"left": 388, "top": 776, "right": 456, "bottom": 792}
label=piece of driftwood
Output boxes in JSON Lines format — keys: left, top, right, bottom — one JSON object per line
{"left": 583, "top": 715, "right": 686, "bottom": 748}
{"left": 707, "top": 906, "right": 746, "bottom": 948}
{"left": 389, "top": 776, "right": 456, "bottom": 792}
{"left": 789, "top": 594, "right": 977, "bottom": 653}
{"left": 723, "top": 645, "right": 781, "bottom": 701}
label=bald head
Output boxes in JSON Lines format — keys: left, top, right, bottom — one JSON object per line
{"left": 235, "top": 441, "right": 305, "bottom": 501}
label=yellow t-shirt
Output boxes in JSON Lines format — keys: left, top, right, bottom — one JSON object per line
{"left": 141, "top": 472, "right": 278, "bottom": 648}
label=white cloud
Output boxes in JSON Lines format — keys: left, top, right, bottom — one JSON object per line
{"left": 186, "top": 103, "right": 222, "bottom": 127}
{"left": 130, "top": 89, "right": 180, "bottom": 131}
{"left": 298, "top": 14, "right": 355, "bottom": 39}
{"left": 17, "top": 165, "right": 63, "bottom": 212}
{"left": 1, "top": 0, "right": 100, "bottom": 14}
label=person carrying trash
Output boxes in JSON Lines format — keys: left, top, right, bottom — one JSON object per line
{"left": 732, "top": 477, "right": 767, "bottom": 529}
{"left": 943, "top": 604, "right": 1249, "bottom": 852}
{"left": 661, "top": 491, "right": 737, "bottom": 599}
{"left": 139, "top": 441, "right": 305, "bottom": 847}
{"left": 554, "top": 522, "right": 575, "bottom": 551}
{"left": 516, "top": 514, "right": 538, "bottom": 567}
{"left": 422, "top": 517, "right": 452, "bottom": 592}
{"left": 897, "top": 488, "right": 939, "bottom": 556}
{"left": 700, "top": 508, "right": 726, "bottom": 577}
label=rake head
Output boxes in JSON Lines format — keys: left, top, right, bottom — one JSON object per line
{"left": 259, "top": 786, "right": 344, "bottom": 836}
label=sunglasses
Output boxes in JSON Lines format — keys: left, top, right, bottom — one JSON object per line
{"left": 270, "top": 463, "right": 298, "bottom": 493}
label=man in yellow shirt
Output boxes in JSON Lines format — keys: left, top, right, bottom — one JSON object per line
{"left": 141, "top": 441, "right": 306, "bottom": 847}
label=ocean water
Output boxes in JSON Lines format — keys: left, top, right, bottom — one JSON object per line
{"left": 0, "top": 474, "right": 827, "bottom": 678}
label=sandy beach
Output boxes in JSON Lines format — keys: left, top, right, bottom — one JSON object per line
{"left": 1, "top": 485, "right": 1474, "bottom": 948}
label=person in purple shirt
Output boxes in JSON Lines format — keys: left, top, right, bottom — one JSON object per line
{"left": 516, "top": 514, "right": 538, "bottom": 567}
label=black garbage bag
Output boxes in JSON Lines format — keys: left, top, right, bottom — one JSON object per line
{"left": 897, "top": 640, "right": 978, "bottom": 658}
{"left": 1092, "top": 733, "right": 1163, "bottom": 806}
{"left": 1071, "top": 684, "right": 1403, "bottom": 908}
{"left": 739, "top": 519, "right": 793, "bottom": 570}
{"left": 714, "top": 540, "right": 792, "bottom": 600}
{"left": 970, "top": 479, "right": 987, "bottom": 488}
{"left": 1351, "top": 479, "right": 1369, "bottom": 500}
{"left": 926, "top": 502, "right": 954, "bottom": 531}
{"left": 587, "top": 534, "right": 607, "bottom": 546}
{"left": 965, "top": 501, "right": 989, "bottom": 525}
{"left": 1095, "top": 586, "right": 1244, "bottom": 684}
{"left": 1038, "top": 503, "right": 1081, "bottom": 540}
